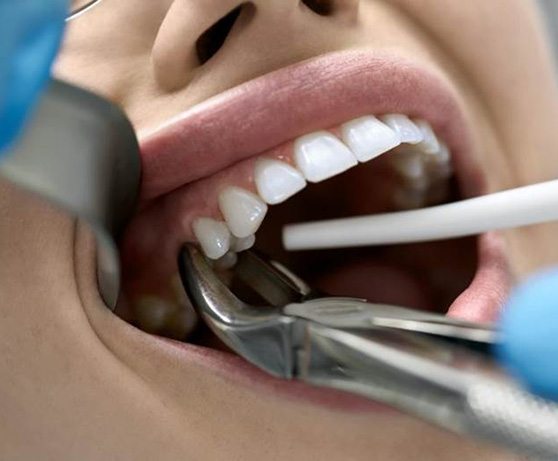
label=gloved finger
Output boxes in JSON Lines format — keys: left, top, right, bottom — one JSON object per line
{"left": 497, "top": 268, "right": 558, "bottom": 401}
{"left": 0, "top": 0, "right": 67, "bottom": 153}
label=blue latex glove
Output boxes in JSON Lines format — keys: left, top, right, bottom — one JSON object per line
{"left": 0, "top": 0, "right": 67, "bottom": 154}
{"left": 498, "top": 268, "right": 558, "bottom": 401}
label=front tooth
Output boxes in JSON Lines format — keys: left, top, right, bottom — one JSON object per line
{"left": 192, "top": 218, "right": 231, "bottom": 259}
{"left": 232, "top": 234, "right": 256, "bottom": 252}
{"left": 341, "top": 116, "right": 401, "bottom": 162}
{"left": 294, "top": 131, "right": 358, "bottom": 183}
{"left": 254, "top": 158, "right": 306, "bottom": 205}
{"left": 219, "top": 187, "right": 268, "bottom": 238}
{"left": 414, "top": 119, "right": 440, "bottom": 154}
{"left": 381, "top": 114, "right": 423, "bottom": 144}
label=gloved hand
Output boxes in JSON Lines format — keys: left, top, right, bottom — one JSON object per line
{"left": 0, "top": 0, "right": 67, "bottom": 153}
{"left": 497, "top": 268, "right": 558, "bottom": 401}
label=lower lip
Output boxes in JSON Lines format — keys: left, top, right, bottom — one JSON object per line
{"left": 155, "top": 336, "right": 395, "bottom": 413}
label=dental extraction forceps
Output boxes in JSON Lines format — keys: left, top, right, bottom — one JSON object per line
{"left": 180, "top": 244, "right": 558, "bottom": 460}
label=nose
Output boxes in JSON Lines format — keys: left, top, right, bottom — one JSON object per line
{"left": 152, "top": 0, "right": 359, "bottom": 91}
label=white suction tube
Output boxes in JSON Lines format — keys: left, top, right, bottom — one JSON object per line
{"left": 283, "top": 180, "right": 558, "bottom": 250}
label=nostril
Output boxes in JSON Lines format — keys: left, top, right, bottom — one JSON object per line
{"left": 196, "top": 4, "right": 245, "bottom": 66}
{"left": 301, "top": 0, "right": 335, "bottom": 16}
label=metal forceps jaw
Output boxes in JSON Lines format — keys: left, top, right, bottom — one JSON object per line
{"left": 180, "top": 244, "right": 558, "bottom": 459}
{"left": 179, "top": 244, "right": 300, "bottom": 378}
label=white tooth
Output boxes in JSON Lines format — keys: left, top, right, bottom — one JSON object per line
{"left": 341, "top": 116, "right": 401, "bottom": 162}
{"left": 431, "top": 142, "right": 451, "bottom": 164}
{"left": 192, "top": 218, "right": 231, "bottom": 260}
{"left": 381, "top": 114, "right": 423, "bottom": 144}
{"left": 214, "top": 251, "right": 239, "bottom": 270}
{"left": 294, "top": 131, "right": 358, "bottom": 183}
{"left": 425, "top": 142, "right": 453, "bottom": 179}
{"left": 391, "top": 151, "right": 426, "bottom": 180}
{"left": 414, "top": 119, "right": 440, "bottom": 154}
{"left": 255, "top": 158, "right": 306, "bottom": 205}
{"left": 219, "top": 187, "right": 268, "bottom": 238}
{"left": 232, "top": 234, "right": 256, "bottom": 252}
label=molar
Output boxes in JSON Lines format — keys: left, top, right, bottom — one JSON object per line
{"left": 341, "top": 116, "right": 401, "bottom": 162}
{"left": 381, "top": 114, "right": 423, "bottom": 144}
{"left": 391, "top": 150, "right": 427, "bottom": 182}
{"left": 294, "top": 131, "right": 358, "bottom": 183}
{"left": 192, "top": 217, "right": 232, "bottom": 259}
{"left": 254, "top": 158, "right": 306, "bottom": 205}
{"left": 424, "top": 142, "right": 453, "bottom": 179}
{"left": 219, "top": 186, "right": 268, "bottom": 238}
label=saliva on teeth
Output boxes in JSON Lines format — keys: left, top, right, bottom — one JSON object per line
{"left": 192, "top": 113, "right": 454, "bottom": 260}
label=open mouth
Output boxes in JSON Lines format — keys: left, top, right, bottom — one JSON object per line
{"left": 118, "top": 50, "right": 512, "bottom": 382}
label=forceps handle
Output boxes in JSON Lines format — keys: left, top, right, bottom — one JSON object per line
{"left": 299, "top": 323, "right": 558, "bottom": 460}
{"left": 464, "top": 379, "right": 558, "bottom": 461}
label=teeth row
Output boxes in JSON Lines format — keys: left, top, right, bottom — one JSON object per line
{"left": 192, "top": 114, "right": 452, "bottom": 261}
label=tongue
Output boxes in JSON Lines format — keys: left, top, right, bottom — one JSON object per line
{"left": 313, "top": 260, "right": 434, "bottom": 311}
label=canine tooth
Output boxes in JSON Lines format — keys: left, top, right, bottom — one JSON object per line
{"left": 255, "top": 158, "right": 306, "bottom": 205}
{"left": 341, "top": 116, "right": 401, "bottom": 162}
{"left": 414, "top": 119, "right": 440, "bottom": 154}
{"left": 294, "top": 131, "right": 357, "bottom": 183}
{"left": 219, "top": 187, "right": 268, "bottom": 238}
{"left": 192, "top": 218, "right": 231, "bottom": 259}
{"left": 381, "top": 114, "right": 423, "bottom": 144}
{"left": 232, "top": 234, "right": 256, "bottom": 252}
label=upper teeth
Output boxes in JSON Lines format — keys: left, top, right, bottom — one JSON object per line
{"left": 341, "top": 116, "right": 401, "bottom": 162}
{"left": 218, "top": 187, "right": 268, "bottom": 238}
{"left": 294, "top": 131, "right": 358, "bottom": 183}
{"left": 192, "top": 113, "right": 453, "bottom": 260}
{"left": 254, "top": 158, "right": 306, "bottom": 205}
{"left": 380, "top": 114, "right": 423, "bottom": 144}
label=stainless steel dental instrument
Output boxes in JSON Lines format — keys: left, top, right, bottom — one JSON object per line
{"left": 0, "top": 80, "right": 141, "bottom": 308}
{"left": 283, "top": 179, "right": 558, "bottom": 250}
{"left": 179, "top": 244, "right": 558, "bottom": 460}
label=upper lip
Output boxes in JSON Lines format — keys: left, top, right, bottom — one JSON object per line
{"left": 139, "top": 49, "right": 479, "bottom": 201}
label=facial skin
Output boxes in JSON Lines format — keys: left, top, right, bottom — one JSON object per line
{"left": 1, "top": 0, "right": 558, "bottom": 459}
